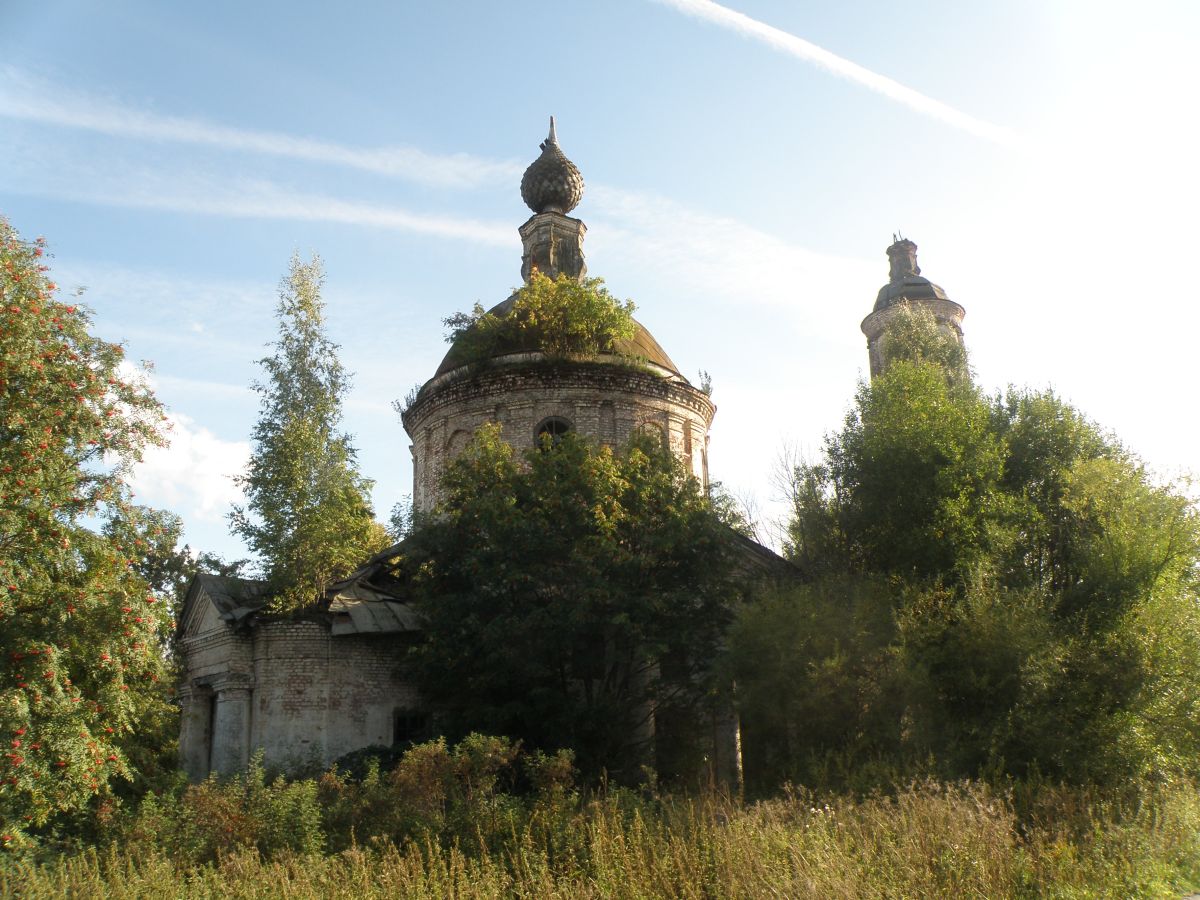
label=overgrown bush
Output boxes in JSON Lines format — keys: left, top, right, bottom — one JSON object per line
{"left": 317, "top": 734, "right": 537, "bottom": 853}
{"left": 117, "top": 735, "right": 576, "bottom": 863}
{"left": 443, "top": 271, "right": 637, "bottom": 365}
{"left": 124, "top": 756, "right": 322, "bottom": 863}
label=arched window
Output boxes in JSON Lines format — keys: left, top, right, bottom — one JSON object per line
{"left": 636, "top": 421, "right": 666, "bottom": 448}
{"left": 446, "top": 429, "right": 471, "bottom": 459}
{"left": 535, "top": 416, "right": 573, "bottom": 447}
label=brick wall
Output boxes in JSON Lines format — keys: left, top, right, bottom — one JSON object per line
{"left": 179, "top": 612, "right": 421, "bottom": 778}
{"left": 249, "top": 621, "right": 419, "bottom": 769}
{"left": 403, "top": 359, "right": 715, "bottom": 512}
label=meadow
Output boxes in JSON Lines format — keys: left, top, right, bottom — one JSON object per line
{"left": 5, "top": 746, "right": 1199, "bottom": 899}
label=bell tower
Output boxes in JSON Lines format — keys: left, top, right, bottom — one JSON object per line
{"left": 860, "top": 237, "right": 965, "bottom": 377}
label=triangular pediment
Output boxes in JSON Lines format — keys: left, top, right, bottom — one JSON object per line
{"left": 178, "top": 573, "right": 269, "bottom": 639}
{"left": 185, "top": 588, "right": 225, "bottom": 638}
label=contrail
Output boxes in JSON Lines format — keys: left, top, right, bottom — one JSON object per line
{"left": 3, "top": 167, "right": 514, "bottom": 246}
{"left": 0, "top": 67, "right": 523, "bottom": 189}
{"left": 653, "top": 0, "right": 1023, "bottom": 149}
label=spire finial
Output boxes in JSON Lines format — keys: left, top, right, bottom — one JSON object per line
{"left": 521, "top": 117, "right": 584, "bottom": 215}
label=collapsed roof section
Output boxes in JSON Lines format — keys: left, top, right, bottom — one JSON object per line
{"left": 180, "top": 545, "right": 422, "bottom": 639}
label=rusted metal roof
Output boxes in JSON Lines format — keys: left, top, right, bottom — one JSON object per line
{"left": 180, "top": 562, "right": 423, "bottom": 638}
{"left": 328, "top": 593, "right": 422, "bottom": 635}
{"left": 324, "top": 542, "right": 424, "bottom": 635}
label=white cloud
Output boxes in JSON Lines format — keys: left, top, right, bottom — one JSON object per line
{"left": 2, "top": 71, "right": 861, "bottom": 260}
{"left": 130, "top": 411, "right": 250, "bottom": 525}
{"left": 0, "top": 66, "right": 522, "bottom": 189}
{"left": 51, "top": 261, "right": 270, "bottom": 334}
{"left": 106, "top": 362, "right": 249, "bottom": 524}
{"left": 150, "top": 375, "right": 255, "bottom": 401}
{"left": 652, "top": 0, "right": 1025, "bottom": 149}
{"left": 588, "top": 183, "right": 877, "bottom": 331}
{"left": 8, "top": 164, "right": 515, "bottom": 246}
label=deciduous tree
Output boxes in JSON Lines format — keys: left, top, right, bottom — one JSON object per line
{"left": 230, "top": 254, "right": 388, "bottom": 611}
{"left": 403, "top": 426, "right": 740, "bottom": 782}
{"left": 786, "top": 314, "right": 1005, "bottom": 582}
{"left": 0, "top": 219, "right": 172, "bottom": 842}
{"left": 747, "top": 310, "right": 1200, "bottom": 787}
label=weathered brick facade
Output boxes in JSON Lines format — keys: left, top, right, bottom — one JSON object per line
{"left": 403, "top": 359, "right": 714, "bottom": 513}
{"left": 178, "top": 577, "right": 421, "bottom": 779}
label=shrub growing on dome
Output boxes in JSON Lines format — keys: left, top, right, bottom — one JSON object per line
{"left": 443, "top": 271, "right": 636, "bottom": 366}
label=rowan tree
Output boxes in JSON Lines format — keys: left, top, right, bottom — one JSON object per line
{"left": 0, "top": 219, "right": 172, "bottom": 843}
{"left": 230, "top": 254, "right": 388, "bottom": 611}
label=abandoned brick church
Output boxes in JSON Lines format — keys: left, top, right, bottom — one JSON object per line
{"left": 176, "top": 121, "right": 965, "bottom": 785}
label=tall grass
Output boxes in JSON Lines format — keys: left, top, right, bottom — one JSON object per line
{"left": 5, "top": 778, "right": 1199, "bottom": 898}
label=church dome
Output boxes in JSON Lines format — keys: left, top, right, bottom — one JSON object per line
{"left": 872, "top": 238, "right": 951, "bottom": 312}
{"left": 433, "top": 119, "right": 680, "bottom": 379}
{"left": 520, "top": 117, "right": 584, "bottom": 215}
{"left": 433, "top": 293, "right": 681, "bottom": 378}
{"left": 404, "top": 119, "right": 712, "bottom": 515}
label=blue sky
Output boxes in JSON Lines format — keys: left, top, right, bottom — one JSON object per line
{"left": 2, "top": 0, "right": 1198, "bottom": 560}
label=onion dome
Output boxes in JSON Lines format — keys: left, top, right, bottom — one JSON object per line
{"left": 873, "top": 237, "right": 951, "bottom": 312}
{"left": 520, "top": 117, "right": 584, "bottom": 215}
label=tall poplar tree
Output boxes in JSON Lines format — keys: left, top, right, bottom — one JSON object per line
{"left": 230, "top": 254, "right": 388, "bottom": 611}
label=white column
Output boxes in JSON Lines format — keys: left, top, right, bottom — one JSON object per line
{"left": 178, "top": 687, "right": 213, "bottom": 782}
{"left": 210, "top": 679, "right": 253, "bottom": 775}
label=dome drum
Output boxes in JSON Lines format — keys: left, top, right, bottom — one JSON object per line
{"left": 860, "top": 297, "right": 966, "bottom": 376}
{"left": 403, "top": 359, "right": 715, "bottom": 513}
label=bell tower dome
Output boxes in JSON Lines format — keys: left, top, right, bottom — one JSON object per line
{"left": 860, "top": 237, "right": 965, "bottom": 377}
